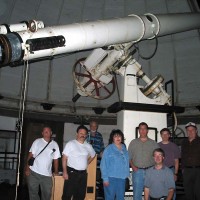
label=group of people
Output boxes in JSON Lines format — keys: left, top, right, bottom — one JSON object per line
{"left": 25, "top": 120, "right": 200, "bottom": 200}
{"left": 128, "top": 123, "right": 178, "bottom": 200}
{"left": 25, "top": 121, "right": 102, "bottom": 200}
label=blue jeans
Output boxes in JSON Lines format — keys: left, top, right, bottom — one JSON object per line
{"left": 169, "top": 167, "right": 176, "bottom": 200}
{"left": 132, "top": 169, "right": 145, "bottom": 200}
{"left": 103, "top": 177, "right": 125, "bottom": 200}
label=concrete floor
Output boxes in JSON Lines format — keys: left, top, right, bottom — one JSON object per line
{"left": 0, "top": 182, "right": 186, "bottom": 200}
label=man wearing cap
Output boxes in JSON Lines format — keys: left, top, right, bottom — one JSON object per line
{"left": 181, "top": 122, "right": 200, "bottom": 200}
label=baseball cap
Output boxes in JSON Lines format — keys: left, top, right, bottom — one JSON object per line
{"left": 185, "top": 122, "right": 197, "bottom": 129}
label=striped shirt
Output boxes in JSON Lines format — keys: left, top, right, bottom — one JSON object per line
{"left": 87, "top": 131, "right": 104, "bottom": 155}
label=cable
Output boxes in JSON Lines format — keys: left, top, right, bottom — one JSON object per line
{"left": 172, "top": 111, "right": 178, "bottom": 133}
{"left": 134, "top": 34, "right": 158, "bottom": 60}
{"left": 15, "top": 58, "right": 30, "bottom": 200}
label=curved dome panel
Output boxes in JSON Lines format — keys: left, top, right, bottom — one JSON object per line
{"left": 0, "top": 0, "right": 199, "bottom": 121}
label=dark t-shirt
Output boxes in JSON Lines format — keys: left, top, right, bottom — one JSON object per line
{"left": 158, "top": 141, "right": 180, "bottom": 167}
{"left": 181, "top": 137, "right": 200, "bottom": 168}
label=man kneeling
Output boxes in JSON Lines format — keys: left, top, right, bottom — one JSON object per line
{"left": 144, "top": 148, "right": 175, "bottom": 200}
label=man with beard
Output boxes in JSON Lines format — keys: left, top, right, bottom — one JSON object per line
{"left": 87, "top": 120, "right": 105, "bottom": 196}
{"left": 87, "top": 120, "right": 104, "bottom": 158}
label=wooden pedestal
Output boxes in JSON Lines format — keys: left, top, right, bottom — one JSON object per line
{"left": 51, "top": 155, "right": 97, "bottom": 200}
{"left": 51, "top": 175, "right": 64, "bottom": 200}
{"left": 85, "top": 155, "right": 97, "bottom": 200}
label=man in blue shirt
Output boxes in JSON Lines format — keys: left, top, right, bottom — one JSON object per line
{"left": 87, "top": 120, "right": 104, "bottom": 159}
{"left": 87, "top": 120, "right": 105, "bottom": 196}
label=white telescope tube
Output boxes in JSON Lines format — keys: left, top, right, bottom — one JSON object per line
{"left": 0, "top": 12, "right": 200, "bottom": 66}
{"left": 19, "top": 12, "right": 200, "bottom": 60}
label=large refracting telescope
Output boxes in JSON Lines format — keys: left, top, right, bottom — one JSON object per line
{"left": 0, "top": 12, "right": 200, "bottom": 67}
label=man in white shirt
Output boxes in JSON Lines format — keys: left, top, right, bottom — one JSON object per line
{"left": 62, "top": 125, "right": 96, "bottom": 200}
{"left": 25, "top": 126, "right": 61, "bottom": 200}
